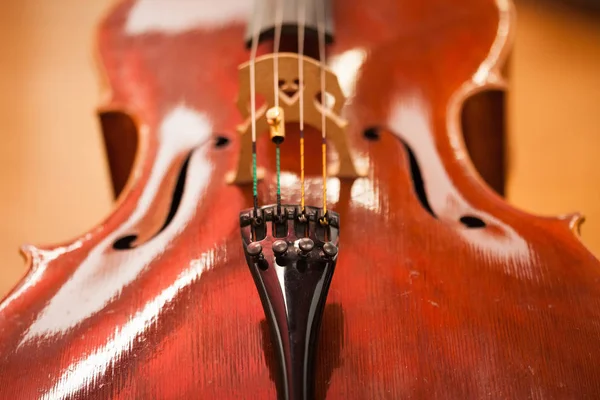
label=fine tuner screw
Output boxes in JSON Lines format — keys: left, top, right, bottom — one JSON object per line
{"left": 298, "top": 238, "right": 315, "bottom": 254}
{"left": 323, "top": 242, "right": 338, "bottom": 258}
{"left": 272, "top": 240, "right": 288, "bottom": 255}
{"left": 247, "top": 242, "right": 263, "bottom": 257}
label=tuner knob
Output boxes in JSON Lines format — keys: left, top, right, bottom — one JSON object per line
{"left": 247, "top": 242, "right": 263, "bottom": 257}
{"left": 272, "top": 240, "right": 288, "bottom": 255}
{"left": 323, "top": 242, "right": 338, "bottom": 258}
{"left": 298, "top": 238, "right": 315, "bottom": 254}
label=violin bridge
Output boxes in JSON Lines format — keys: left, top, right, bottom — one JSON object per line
{"left": 239, "top": 204, "right": 339, "bottom": 399}
{"left": 226, "top": 53, "right": 365, "bottom": 185}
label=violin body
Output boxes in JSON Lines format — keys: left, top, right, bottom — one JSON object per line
{"left": 1, "top": 0, "right": 600, "bottom": 398}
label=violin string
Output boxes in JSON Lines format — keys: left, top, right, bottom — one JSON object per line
{"left": 316, "top": 0, "right": 328, "bottom": 217}
{"left": 273, "top": 0, "right": 282, "bottom": 111}
{"left": 249, "top": 0, "right": 263, "bottom": 215}
{"left": 273, "top": 0, "right": 283, "bottom": 214}
{"left": 298, "top": 0, "right": 306, "bottom": 213}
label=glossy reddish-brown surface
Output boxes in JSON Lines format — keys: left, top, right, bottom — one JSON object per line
{"left": 1, "top": 0, "right": 600, "bottom": 398}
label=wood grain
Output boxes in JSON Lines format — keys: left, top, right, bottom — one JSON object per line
{"left": 0, "top": 0, "right": 599, "bottom": 398}
{"left": 0, "top": 0, "right": 598, "bottom": 298}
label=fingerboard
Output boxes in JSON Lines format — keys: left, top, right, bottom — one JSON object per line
{"left": 245, "top": 0, "right": 334, "bottom": 47}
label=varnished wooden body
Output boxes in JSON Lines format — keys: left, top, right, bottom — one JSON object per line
{"left": 1, "top": 0, "right": 599, "bottom": 398}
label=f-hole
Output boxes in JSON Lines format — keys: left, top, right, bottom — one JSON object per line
{"left": 112, "top": 152, "right": 192, "bottom": 250}
{"left": 402, "top": 140, "right": 436, "bottom": 217}
{"left": 363, "top": 127, "right": 487, "bottom": 229}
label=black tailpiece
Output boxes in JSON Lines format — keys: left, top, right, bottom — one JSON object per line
{"left": 240, "top": 204, "right": 339, "bottom": 400}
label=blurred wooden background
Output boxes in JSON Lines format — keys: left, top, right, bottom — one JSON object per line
{"left": 0, "top": 0, "right": 599, "bottom": 297}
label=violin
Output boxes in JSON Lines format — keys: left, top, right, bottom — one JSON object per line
{"left": 1, "top": 0, "right": 600, "bottom": 398}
